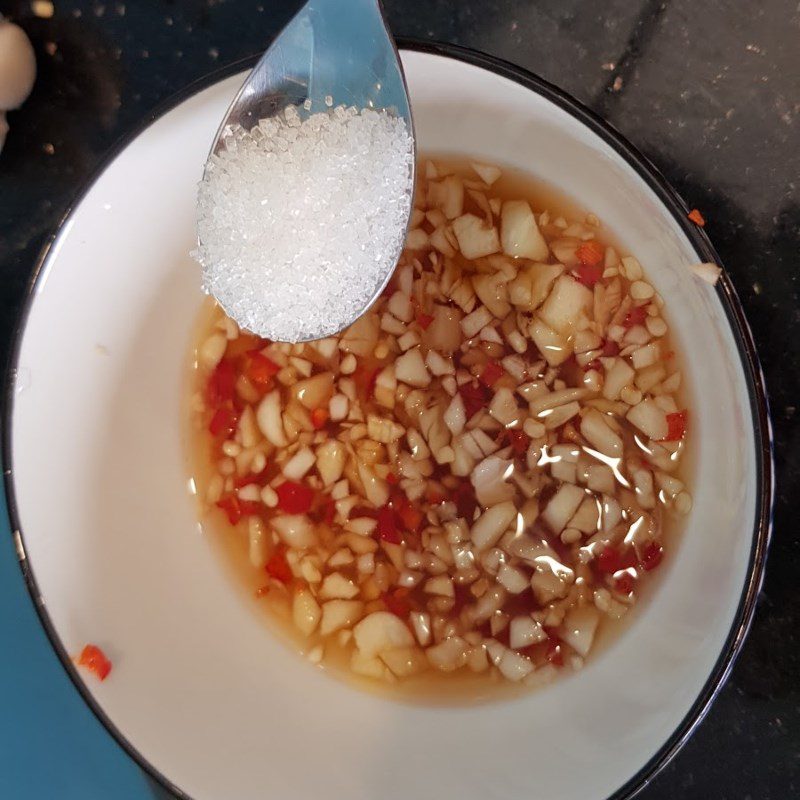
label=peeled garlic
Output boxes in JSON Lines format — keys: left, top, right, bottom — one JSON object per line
{"left": 0, "top": 21, "right": 36, "bottom": 112}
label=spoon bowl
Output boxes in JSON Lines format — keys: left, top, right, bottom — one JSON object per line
{"left": 199, "top": 0, "right": 416, "bottom": 343}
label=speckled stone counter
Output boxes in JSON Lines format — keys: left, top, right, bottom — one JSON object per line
{"left": 0, "top": 1, "right": 797, "bottom": 798}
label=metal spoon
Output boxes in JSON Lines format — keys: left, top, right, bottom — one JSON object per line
{"left": 202, "top": 0, "right": 416, "bottom": 342}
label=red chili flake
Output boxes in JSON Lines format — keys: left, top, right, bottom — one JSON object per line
{"left": 276, "top": 481, "right": 314, "bottom": 514}
{"left": 265, "top": 550, "right": 292, "bottom": 584}
{"left": 641, "top": 542, "right": 664, "bottom": 572}
{"left": 216, "top": 494, "right": 243, "bottom": 525}
{"left": 77, "top": 644, "right": 112, "bottom": 681}
{"left": 507, "top": 428, "right": 530, "bottom": 456}
{"left": 662, "top": 410, "right": 687, "bottom": 442}
{"left": 601, "top": 339, "right": 620, "bottom": 357}
{"left": 376, "top": 505, "right": 401, "bottom": 543}
{"left": 623, "top": 306, "right": 647, "bottom": 328}
{"left": 311, "top": 407, "right": 329, "bottom": 430}
{"left": 416, "top": 312, "right": 434, "bottom": 330}
{"left": 614, "top": 572, "right": 635, "bottom": 595}
{"left": 383, "top": 589, "right": 411, "bottom": 619}
{"left": 244, "top": 351, "right": 279, "bottom": 388}
{"left": 386, "top": 472, "right": 399, "bottom": 485}
{"left": 479, "top": 361, "right": 504, "bottom": 388}
{"left": 688, "top": 208, "right": 706, "bottom": 227}
{"left": 208, "top": 407, "right": 238, "bottom": 438}
{"left": 206, "top": 359, "right": 237, "bottom": 406}
{"left": 576, "top": 239, "right": 605, "bottom": 268}
{"left": 459, "top": 380, "right": 491, "bottom": 418}
{"left": 584, "top": 358, "right": 602, "bottom": 372}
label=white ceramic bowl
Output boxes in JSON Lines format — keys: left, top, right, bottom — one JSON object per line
{"left": 4, "top": 45, "right": 772, "bottom": 800}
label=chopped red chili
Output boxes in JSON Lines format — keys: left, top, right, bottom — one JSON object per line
{"left": 623, "top": 306, "right": 647, "bottom": 328}
{"left": 206, "top": 359, "right": 237, "bottom": 406}
{"left": 614, "top": 572, "right": 635, "bottom": 595}
{"left": 77, "top": 644, "right": 112, "bottom": 681}
{"left": 265, "top": 549, "right": 292, "bottom": 584}
{"left": 507, "top": 428, "right": 530, "bottom": 456}
{"left": 276, "top": 481, "right": 314, "bottom": 514}
{"left": 208, "top": 407, "right": 238, "bottom": 438}
{"left": 640, "top": 542, "right": 664, "bottom": 572}
{"left": 416, "top": 312, "right": 434, "bottom": 330}
{"left": 596, "top": 546, "right": 621, "bottom": 574}
{"left": 217, "top": 494, "right": 243, "bottom": 525}
{"left": 576, "top": 239, "right": 604, "bottom": 268}
{"left": 454, "top": 479, "right": 477, "bottom": 522}
{"left": 459, "top": 380, "right": 491, "bottom": 418}
{"left": 383, "top": 588, "right": 412, "bottom": 619}
{"left": 662, "top": 410, "right": 687, "bottom": 441}
{"left": 225, "top": 333, "right": 263, "bottom": 358}
{"left": 319, "top": 497, "right": 336, "bottom": 525}
{"left": 575, "top": 262, "right": 603, "bottom": 287}
{"left": 601, "top": 339, "right": 620, "bottom": 357}
{"left": 596, "top": 545, "right": 637, "bottom": 574}
{"left": 243, "top": 351, "right": 279, "bottom": 388}
{"left": 396, "top": 499, "right": 424, "bottom": 533}
{"left": 687, "top": 208, "right": 705, "bottom": 226}
{"left": 545, "top": 638, "right": 564, "bottom": 667}
{"left": 376, "top": 504, "right": 401, "bottom": 543}
{"left": 479, "top": 361, "right": 504, "bottom": 388}
{"left": 426, "top": 487, "right": 447, "bottom": 505}
{"left": 311, "top": 407, "right": 329, "bottom": 429}
{"left": 216, "top": 494, "right": 260, "bottom": 524}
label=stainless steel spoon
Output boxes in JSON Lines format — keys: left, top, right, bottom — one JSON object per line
{"left": 202, "top": 0, "right": 416, "bottom": 342}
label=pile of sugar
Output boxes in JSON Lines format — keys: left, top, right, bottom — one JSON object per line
{"left": 195, "top": 104, "right": 413, "bottom": 342}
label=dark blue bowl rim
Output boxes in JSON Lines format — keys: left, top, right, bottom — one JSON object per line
{"left": 1, "top": 40, "right": 774, "bottom": 800}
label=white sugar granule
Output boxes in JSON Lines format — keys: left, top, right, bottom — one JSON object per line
{"left": 195, "top": 104, "right": 413, "bottom": 342}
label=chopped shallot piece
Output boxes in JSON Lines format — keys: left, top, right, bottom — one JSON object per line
{"left": 452, "top": 213, "right": 501, "bottom": 259}
{"left": 501, "top": 200, "right": 548, "bottom": 260}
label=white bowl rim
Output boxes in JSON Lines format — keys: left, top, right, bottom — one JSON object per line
{"left": 1, "top": 41, "right": 774, "bottom": 800}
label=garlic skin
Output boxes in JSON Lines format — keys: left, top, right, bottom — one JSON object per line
{"left": 0, "top": 19, "right": 36, "bottom": 153}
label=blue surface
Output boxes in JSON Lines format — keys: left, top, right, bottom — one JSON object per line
{"left": 0, "top": 485, "right": 157, "bottom": 800}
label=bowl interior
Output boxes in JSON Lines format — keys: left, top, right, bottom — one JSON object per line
{"left": 8, "top": 50, "right": 762, "bottom": 800}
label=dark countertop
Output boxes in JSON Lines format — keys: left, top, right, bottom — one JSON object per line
{"left": 0, "top": 1, "right": 797, "bottom": 797}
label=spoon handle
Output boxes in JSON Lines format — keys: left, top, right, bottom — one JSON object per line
{"left": 289, "top": 0, "right": 407, "bottom": 113}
